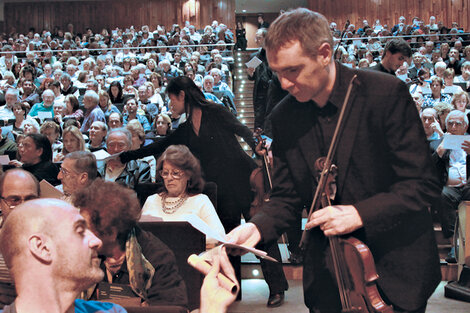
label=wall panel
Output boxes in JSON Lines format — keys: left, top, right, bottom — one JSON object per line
{"left": 2, "top": 0, "right": 235, "bottom": 34}
{"left": 308, "top": 0, "right": 470, "bottom": 32}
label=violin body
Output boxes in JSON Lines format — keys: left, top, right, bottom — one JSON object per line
{"left": 249, "top": 166, "right": 270, "bottom": 216}
{"left": 312, "top": 158, "right": 393, "bottom": 313}
{"left": 334, "top": 236, "right": 394, "bottom": 313}
{"left": 249, "top": 128, "right": 273, "bottom": 216}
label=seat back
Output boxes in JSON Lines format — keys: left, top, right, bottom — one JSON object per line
{"left": 139, "top": 221, "right": 205, "bottom": 311}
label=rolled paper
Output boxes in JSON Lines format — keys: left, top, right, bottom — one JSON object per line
{"left": 187, "top": 254, "right": 239, "bottom": 294}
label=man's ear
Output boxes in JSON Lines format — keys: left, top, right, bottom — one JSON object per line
{"left": 78, "top": 173, "right": 88, "bottom": 185}
{"left": 28, "top": 234, "right": 53, "bottom": 264}
{"left": 317, "top": 42, "right": 333, "bottom": 67}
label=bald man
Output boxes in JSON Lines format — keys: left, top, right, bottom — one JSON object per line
{"left": 0, "top": 199, "right": 126, "bottom": 313}
{"left": 0, "top": 169, "right": 40, "bottom": 226}
{"left": 0, "top": 169, "right": 40, "bottom": 307}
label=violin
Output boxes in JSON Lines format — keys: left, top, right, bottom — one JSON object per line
{"left": 300, "top": 75, "right": 393, "bottom": 313}
{"left": 249, "top": 128, "right": 272, "bottom": 217}
{"left": 314, "top": 157, "right": 393, "bottom": 313}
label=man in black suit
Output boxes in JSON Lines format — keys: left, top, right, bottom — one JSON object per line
{"left": 228, "top": 8, "right": 442, "bottom": 313}
{"left": 247, "top": 28, "right": 272, "bottom": 129}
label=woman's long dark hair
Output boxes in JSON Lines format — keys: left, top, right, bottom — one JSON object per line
{"left": 166, "top": 76, "right": 213, "bottom": 118}
{"left": 108, "top": 80, "right": 124, "bottom": 103}
{"left": 26, "top": 133, "right": 53, "bottom": 162}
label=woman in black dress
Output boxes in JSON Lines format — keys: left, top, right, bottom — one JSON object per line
{"left": 235, "top": 21, "right": 247, "bottom": 51}
{"left": 119, "top": 77, "right": 288, "bottom": 304}
{"left": 120, "top": 76, "right": 256, "bottom": 231}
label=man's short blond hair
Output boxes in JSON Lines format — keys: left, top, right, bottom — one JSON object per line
{"left": 265, "top": 8, "right": 333, "bottom": 58}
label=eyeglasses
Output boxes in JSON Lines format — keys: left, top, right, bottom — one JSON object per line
{"left": 159, "top": 169, "right": 185, "bottom": 179}
{"left": 1, "top": 195, "right": 38, "bottom": 209}
{"left": 59, "top": 167, "right": 78, "bottom": 176}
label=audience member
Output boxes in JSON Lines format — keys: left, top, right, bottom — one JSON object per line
{"left": 107, "top": 112, "right": 123, "bottom": 129}
{"left": 15, "top": 133, "right": 59, "bottom": 185}
{"left": 87, "top": 121, "right": 107, "bottom": 151}
{"left": 58, "top": 151, "right": 97, "bottom": 202}
{"left": 73, "top": 179, "right": 188, "bottom": 306}
{"left": 123, "top": 97, "right": 151, "bottom": 131}
{"left": 98, "top": 128, "right": 150, "bottom": 189}
{"left": 81, "top": 90, "right": 106, "bottom": 133}
{"left": 54, "top": 126, "right": 85, "bottom": 162}
{"left": 0, "top": 198, "right": 126, "bottom": 312}
{"left": 369, "top": 38, "right": 412, "bottom": 75}
{"left": 431, "top": 110, "right": 470, "bottom": 262}
{"left": 142, "top": 145, "right": 225, "bottom": 247}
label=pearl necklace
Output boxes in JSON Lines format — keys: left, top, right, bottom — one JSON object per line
{"left": 161, "top": 192, "right": 188, "bottom": 214}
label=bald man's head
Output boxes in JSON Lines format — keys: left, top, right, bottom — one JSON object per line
{"left": 0, "top": 199, "right": 59, "bottom": 269}
{"left": 0, "top": 169, "right": 39, "bottom": 220}
{"left": 0, "top": 199, "right": 103, "bottom": 289}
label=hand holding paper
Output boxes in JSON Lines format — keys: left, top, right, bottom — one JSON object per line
{"left": 182, "top": 215, "right": 274, "bottom": 261}
{"left": 245, "top": 56, "right": 262, "bottom": 70}
{"left": 442, "top": 133, "right": 470, "bottom": 150}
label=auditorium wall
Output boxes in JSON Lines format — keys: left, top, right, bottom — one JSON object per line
{"left": 308, "top": 0, "right": 470, "bottom": 32}
{"left": 1, "top": 0, "right": 235, "bottom": 34}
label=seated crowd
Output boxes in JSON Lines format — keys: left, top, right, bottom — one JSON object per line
{"left": 0, "top": 20, "right": 241, "bottom": 312}
{"left": 0, "top": 20, "right": 237, "bottom": 185}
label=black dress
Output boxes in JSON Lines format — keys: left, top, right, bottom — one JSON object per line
{"left": 121, "top": 103, "right": 257, "bottom": 230}
{"left": 235, "top": 28, "right": 247, "bottom": 51}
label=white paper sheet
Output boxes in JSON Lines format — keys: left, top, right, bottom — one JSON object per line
{"left": 37, "top": 111, "right": 53, "bottom": 120}
{"left": 183, "top": 215, "right": 277, "bottom": 262}
{"left": 442, "top": 133, "right": 470, "bottom": 150}
{"left": 93, "top": 149, "right": 111, "bottom": 160}
{"left": 245, "top": 56, "right": 262, "bottom": 69}
{"left": 0, "top": 155, "right": 10, "bottom": 165}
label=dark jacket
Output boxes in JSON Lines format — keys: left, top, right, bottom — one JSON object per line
{"left": 0, "top": 136, "right": 16, "bottom": 157}
{"left": 369, "top": 62, "right": 395, "bottom": 75}
{"left": 23, "top": 161, "right": 59, "bottom": 186}
{"left": 97, "top": 227, "right": 187, "bottom": 307}
{"left": 97, "top": 159, "right": 151, "bottom": 190}
{"left": 251, "top": 63, "right": 442, "bottom": 311}
{"left": 247, "top": 48, "right": 272, "bottom": 103}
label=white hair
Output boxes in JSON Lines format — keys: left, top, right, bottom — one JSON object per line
{"left": 42, "top": 89, "right": 55, "bottom": 99}
{"left": 203, "top": 75, "right": 214, "bottom": 83}
{"left": 435, "top": 61, "right": 447, "bottom": 71}
{"left": 84, "top": 90, "right": 99, "bottom": 104}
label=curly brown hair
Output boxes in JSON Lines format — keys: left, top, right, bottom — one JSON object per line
{"left": 156, "top": 145, "right": 205, "bottom": 194}
{"left": 72, "top": 179, "right": 141, "bottom": 249}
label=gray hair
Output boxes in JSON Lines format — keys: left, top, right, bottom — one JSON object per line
{"left": 92, "top": 121, "right": 108, "bottom": 132}
{"left": 60, "top": 73, "right": 72, "bottom": 82}
{"left": 435, "top": 61, "right": 447, "bottom": 71}
{"left": 64, "top": 151, "right": 98, "bottom": 181}
{"left": 84, "top": 90, "right": 99, "bottom": 104}
{"left": 446, "top": 109, "right": 469, "bottom": 126}
{"left": 203, "top": 75, "right": 214, "bottom": 83}
{"left": 107, "top": 128, "right": 132, "bottom": 148}
{"left": 5, "top": 88, "right": 19, "bottom": 98}
{"left": 41, "top": 89, "right": 55, "bottom": 99}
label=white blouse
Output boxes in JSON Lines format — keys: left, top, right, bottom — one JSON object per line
{"left": 142, "top": 193, "right": 226, "bottom": 245}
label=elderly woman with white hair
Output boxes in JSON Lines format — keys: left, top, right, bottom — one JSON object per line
{"left": 20, "top": 118, "right": 40, "bottom": 135}
{"left": 81, "top": 90, "right": 106, "bottom": 133}
{"left": 209, "top": 68, "right": 233, "bottom": 97}
{"left": 27, "top": 89, "right": 55, "bottom": 118}
{"left": 434, "top": 61, "right": 447, "bottom": 79}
